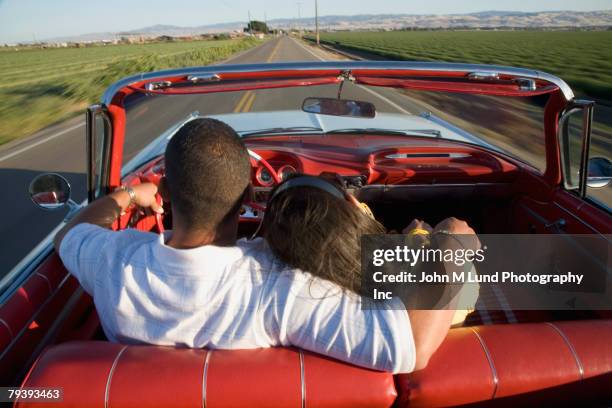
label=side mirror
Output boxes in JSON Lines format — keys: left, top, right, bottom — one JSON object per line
{"left": 302, "top": 97, "right": 376, "bottom": 118}
{"left": 29, "top": 173, "right": 72, "bottom": 210}
{"left": 587, "top": 157, "right": 612, "bottom": 189}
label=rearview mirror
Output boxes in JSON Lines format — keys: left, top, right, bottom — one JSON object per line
{"left": 29, "top": 173, "right": 72, "bottom": 210}
{"left": 587, "top": 157, "right": 612, "bottom": 188}
{"left": 302, "top": 97, "right": 375, "bottom": 118}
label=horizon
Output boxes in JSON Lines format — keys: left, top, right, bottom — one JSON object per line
{"left": 1, "top": 0, "right": 612, "bottom": 43}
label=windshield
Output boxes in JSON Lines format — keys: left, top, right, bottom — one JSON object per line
{"left": 123, "top": 82, "right": 550, "bottom": 171}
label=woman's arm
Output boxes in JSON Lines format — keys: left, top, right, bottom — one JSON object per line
{"left": 405, "top": 217, "right": 480, "bottom": 370}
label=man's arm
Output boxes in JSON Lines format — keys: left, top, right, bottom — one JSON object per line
{"left": 53, "top": 183, "right": 163, "bottom": 252}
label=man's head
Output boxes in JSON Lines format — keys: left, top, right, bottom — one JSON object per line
{"left": 164, "top": 118, "right": 251, "bottom": 233}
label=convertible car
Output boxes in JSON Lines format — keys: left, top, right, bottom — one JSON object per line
{"left": 1, "top": 61, "right": 611, "bottom": 407}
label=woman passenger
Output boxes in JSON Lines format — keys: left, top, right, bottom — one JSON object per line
{"left": 261, "top": 174, "right": 479, "bottom": 368}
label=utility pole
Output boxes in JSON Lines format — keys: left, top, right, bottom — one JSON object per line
{"left": 315, "top": 0, "right": 319, "bottom": 45}
{"left": 296, "top": 2, "right": 302, "bottom": 33}
{"left": 248, "top": 10, "right": 252, "bottom": 35}
{"left": 264, "top": 12, "right": 268, "bottom": 34}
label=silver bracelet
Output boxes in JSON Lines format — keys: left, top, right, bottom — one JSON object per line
{"left": 115, "top": 185, "right": 136, "bottom": 208}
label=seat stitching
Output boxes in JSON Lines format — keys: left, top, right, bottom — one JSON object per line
{"left": 105, "top": 345, "right": 128, "bottom": 408}
{"left": 469, "top": 327, "right": 499, "bottom": 399}
{"left": 202, "top": 350, "right": 212, "bottom": 408}
{"left": 299, "top": 350, "right": 306, "bottom": 408}
{"left": 546, "top": 322, "right": 584, "bottom": 380}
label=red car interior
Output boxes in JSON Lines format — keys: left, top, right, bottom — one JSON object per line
{"left": 0, "top": 67, "right": 610, "bottom": 407}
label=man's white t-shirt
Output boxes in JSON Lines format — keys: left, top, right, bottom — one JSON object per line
{"left": 59, "top": 223, "right": 415, "bottom": 373}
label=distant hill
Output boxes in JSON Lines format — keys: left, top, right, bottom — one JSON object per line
{"left": 40, "top": 10, "right": 612, "bottom": 43}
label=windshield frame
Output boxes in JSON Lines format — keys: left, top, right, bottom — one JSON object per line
{"left": 102, "top": 61, "right": 574, "bottom": 193}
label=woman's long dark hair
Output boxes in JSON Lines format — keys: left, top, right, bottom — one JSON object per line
{"left": 262, "top": 177, "right": 386, "bottom": 295}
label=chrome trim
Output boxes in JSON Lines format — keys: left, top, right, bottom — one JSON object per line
{"left": 558, "top": 100, "right": 595, "bottom": 196}
{"left": 384, "top": 152, "right": 471, "bottom": 159}
{"left": 469, "top": 328, "right": 499, "bottom": 399}
{"left": 515, "top": 78, "right": 536, "bottom": 91}
{"left": 105, "top": 345, "right": 129, "bottom": 408}
{"left": 0, "top": 318, "right": 13, "bottom": 339}
{"left": 145, "top": 80, "right": 172, "bottom": 91}
{"left": 299, "top": 350, "right": 306, "bottom": 408}
{"left": 578, "top": 102, "right": 595, "bottom": 198}
{"left": 87, "top": 104, "right": 113, "bottom": 201}
{"left": 202, "top": 351, "right": 212, "bottom": 408}
{"left": 468, "top": 72, "right": 500, "bottom": 81}
{"left": 545, "top": 322, "right": 584, "bottom": 380}
{"left": 188, "top": 74, "right": 221, "bottom": 83}
{"left": 360, "top": 182, "right": 508, "bottom": 189}
{"left": 558, "top": 106, "right": 584, "bottom": 191}
{"left": 101, "top": 61, "right": 575, "bottom": 106}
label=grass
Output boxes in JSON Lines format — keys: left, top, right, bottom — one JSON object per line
{"left": 310, "top": 30, "right": 612, "bottom": 101}
{"left": 0, "top": 38, "right": 262, "bottom": 145}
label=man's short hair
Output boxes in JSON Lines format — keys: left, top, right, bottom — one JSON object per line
{"left": 165, "top": 118, "right": 251, "bottom": 230}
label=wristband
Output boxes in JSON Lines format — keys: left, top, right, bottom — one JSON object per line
{"left": 115, "top": 185, "right": 136, "bottom": 210}
{"left": 408, "top": 228, "right": 430, "bottom": 236}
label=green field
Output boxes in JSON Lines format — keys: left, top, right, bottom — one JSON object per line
{"left": 0, "top": 38, "right": 261, "bottom": 145}
{"left": 312, "top": 30, "right": 612, "bottom": 101}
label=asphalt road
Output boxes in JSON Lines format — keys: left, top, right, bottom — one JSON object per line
{"left": 0, "top": 36, "right": 427, "bottom": 275}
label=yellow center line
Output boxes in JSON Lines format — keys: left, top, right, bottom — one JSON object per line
{"left": 266, "top": 40, "right": 281, "bottom": 63}
{"left": 232, "top": 39, "right": 280, "bottom": 113}
{"left": 233, "top": 91, "right": 252, "bottom": 112}
{"left": 241, "top": 92, "right": 256, "bottom": 112}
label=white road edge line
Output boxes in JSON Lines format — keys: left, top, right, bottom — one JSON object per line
{"left": 292, "top": 37, "right": 413, "bottom": 115}
{"left": 357, "top": 85, "right": 412, "bottom": 115}
{"left": 0, "top": 122, "right": 85, "bottom": 163}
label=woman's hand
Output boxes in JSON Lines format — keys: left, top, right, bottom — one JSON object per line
{"left": 402, "top": 219, "right": 433, "bottom": 235}
{"left": 433, "top": 217, "right": 480, "bottom": 250}
{"left": 433, "top": 217, "right": 473, "bottom": 235}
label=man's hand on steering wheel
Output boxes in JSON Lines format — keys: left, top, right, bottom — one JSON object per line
{"left": 118, "top": 183, "right": 164, "bottom": 215}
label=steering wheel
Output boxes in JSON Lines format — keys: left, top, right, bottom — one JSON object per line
{"left": 136, "top": 150, "right": 279, "bottom": 232}
{"left": 248, "top": 149, "right": 281, "bottom": 184}
{"left": 245, "top": 149, "right": 281, "bottom": 216}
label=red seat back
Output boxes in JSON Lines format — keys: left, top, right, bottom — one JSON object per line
{"left": 16, "top": 342, "right": 396, "bottom": 408}
{"left": 396, "top": 319, "right": 612, "bottom": 407}
{"left": 16, "top": 320, "right": 612, "bottom": 407}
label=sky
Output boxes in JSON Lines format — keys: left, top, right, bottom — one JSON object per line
{"left": 1, "top": 0, "right": 611, "bottom": 43}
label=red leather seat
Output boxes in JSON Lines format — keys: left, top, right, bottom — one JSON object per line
{"left": 16, "top": 320, "right": 612, "bottom": 407}
{"left": 397, "top": 319, "right": 612, "bottom": 407}
{"left": 16, "top": 342, "right": 396, "bottom": 408}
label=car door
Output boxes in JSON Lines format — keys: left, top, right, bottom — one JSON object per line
{"left": 0, "top": 107, "right": 112, "bottom": 385}
{"left": 514, "top": 100, "right": 611, "bottom": 235}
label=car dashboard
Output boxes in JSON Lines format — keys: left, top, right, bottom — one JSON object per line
{"left": 124, "top": 133, "right": 521, "bottom": 229}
